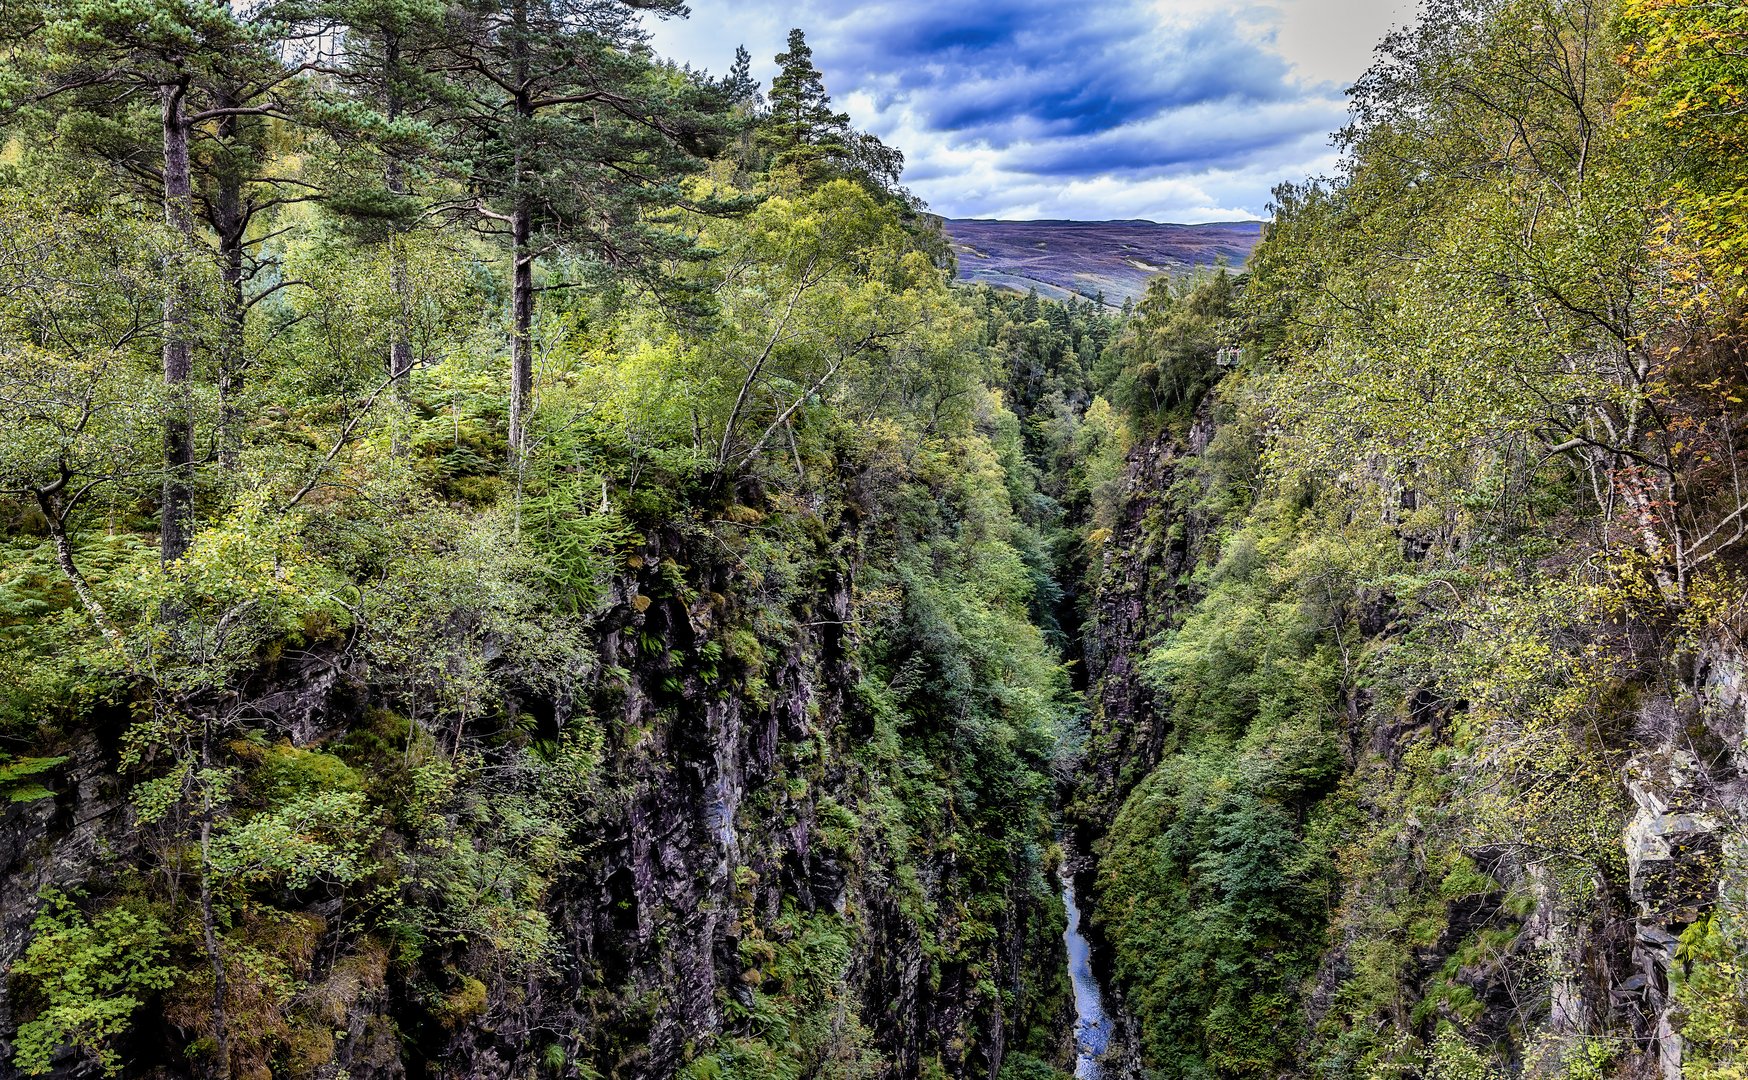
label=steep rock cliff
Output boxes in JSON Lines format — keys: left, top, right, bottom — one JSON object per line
{"left": 0, "top": 467, "right": 1072, "bottom": 1079}
{"left": 1071, "top": 400, "right": 1748, "bottom": 1080}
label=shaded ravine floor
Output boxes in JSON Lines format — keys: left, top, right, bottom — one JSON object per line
{"left": 1062, "top": 874, "right": 1114, "bottom": 1079}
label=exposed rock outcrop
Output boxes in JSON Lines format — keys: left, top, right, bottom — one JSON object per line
{"left": 0, "top": 514, "right": 1066, "bottom": 1079}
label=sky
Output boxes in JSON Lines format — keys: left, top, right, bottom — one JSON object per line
{"left": 646, "top": 0, "right": 1412, "bottom": 223}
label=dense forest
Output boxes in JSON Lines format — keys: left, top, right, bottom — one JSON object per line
{"left": 1, "top": 0, "right": 1747, "bottom": 1078}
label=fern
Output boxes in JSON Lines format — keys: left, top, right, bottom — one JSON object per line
{"left": 0, "top": 754, "right": 68, "bottom": 803}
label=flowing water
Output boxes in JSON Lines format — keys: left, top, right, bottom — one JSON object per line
{"left": 1062, "top": 874, "right": 1113, "bottom": 1079}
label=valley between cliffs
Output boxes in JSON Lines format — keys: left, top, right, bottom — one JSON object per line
{"left": 6, "top": 0, "right": 1748, "bottom": 1076}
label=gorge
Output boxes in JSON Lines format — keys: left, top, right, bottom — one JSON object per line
{"left": 3, "top": 0, "right": 1748, "bottom": 1078}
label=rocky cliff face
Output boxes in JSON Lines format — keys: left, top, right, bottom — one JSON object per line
{"left": 1069, "top": 409, "right": 1215, "bottom": 847}
{"left": 0, "top": 493, "right": 1068, "bottom": 1079}
{"left": 1060, "top": 414, "right": 1213, "bottom": 1080}
{"left": 1070, "top": 407, "right": 1748, "bottom": 1080}
{"left": 1620, "top": 642, "right": 1748, "bottom": 1079}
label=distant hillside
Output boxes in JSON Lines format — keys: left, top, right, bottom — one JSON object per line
{"left": 942, "top": 218, "right": 1264, "bottom": 305}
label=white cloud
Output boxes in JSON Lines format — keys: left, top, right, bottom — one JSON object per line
{"left": 1268, "top": 0, "right": 1413, "bottom": 85}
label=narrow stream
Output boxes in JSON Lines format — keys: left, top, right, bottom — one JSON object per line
{"left": 1062, "top": 874, "right": 1113, "bottom": 1079}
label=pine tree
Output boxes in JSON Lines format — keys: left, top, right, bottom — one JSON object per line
{"left": 758, "top": 28, "right": 849, "bottom": 181}
{"left": 431, "top": 0, "right": 730, "bottom": 460}
{"left": 0, "top": 0, "right": 299, "bottom": 562}
{"left": 313, "top": 0, "right": 452, "bottom": 387}
{"left": 724, "top": 44, "right": 761, "bottom": 109}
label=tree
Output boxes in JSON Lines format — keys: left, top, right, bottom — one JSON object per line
{"left": 431, "top": 0, "right": 729, "bottom": 461}
{"left": 0, "top": 0, "right": 317, "bottom": 560}
{"left": 0, "top": 177, "right": 165, "bottom": 642}
{"left": 310, "top": 0, "right": 453, "bottom": 388}
{"left": 695, "top": 180, "right": 964, "bottom": 475}
{"left": 1619, "top": 0, "right": 1748, "bottom": 294}
{"left": 758, "top": 28, "right": 850, "bottom": 183}
{"left": 723, "top": 44, "right": 760, "bottom": 109}
{"left": 10, "top": 895, "right": 176, "bottom": 1076}
{"left": 1256, "top": 0, "right": 1748, "bottom": 601}
{"left": 1102, "top": 270, "right": 1236, "bottom": 423}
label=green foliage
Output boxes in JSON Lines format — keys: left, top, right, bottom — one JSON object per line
{"left": 997, "top": 1051, "right": 1074, "bottom": 1080}
{"left": 0, "top": 752, "right": 68, "bottom": 802}
{"left": 1422, "top": 1031, "right": 1503, "bottom": 1080}
{"left": 1673, "top": 912, "right": 1748, "bottom": 1079}
{"left": 356, "top": 715, "right": 602, "bottom": 974}
{"left": 685, "top": 908, "right": 876, "bottom": 1079}
{"left": 1619, "top": 0, "right": 1748, "bottom": 296}
{"left": 516, "top": 437, "right": 639, "bottom": 614}
{"left": 1099, "top": 269, "right": 1238, "bottom": 428}
{"left": 209, "top": 788, "right": 378, "bottom": 891}
{"left": 1086, "top": 484, "right": 1375, "bottom": 1077}
{"left": 758, "top": 29, "right": 852, "bottom": 183}
{"left": 0, "top": 172, "right": 166, "bottom": 506}
{"left": 115, "top": 493, "right": 352, "bottom": 687}
{"left": 11, "top": 893, "right": 178, "bottom": 1076}
{"left": 427, "top": 0, "right": 730, "bottom": 308}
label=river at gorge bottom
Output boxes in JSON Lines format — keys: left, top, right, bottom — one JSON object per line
{"left": 1062, "top": 874, "right": 1114, "bottom": 1079}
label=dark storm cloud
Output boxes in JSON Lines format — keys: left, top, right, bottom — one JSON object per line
{"left": 1003, "top": 106, "right": 1340, "bottom": 177}
{"left": 647, "top": 0, "right": 1389, "bottom": 218}
{"left": 801, "top": 0, "right": 1332, "bottom": 170}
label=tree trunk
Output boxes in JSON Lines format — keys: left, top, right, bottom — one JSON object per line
{"left": 507, "top": 0, "right": 533, "bottom": 463}
{"left": 509, "top": 203, "right": 533, "bottom": 460}
{"left": 388, "top": 224, "right": 414, "bottom": 460}
{"left": 216, "top": 230, "right": 246, "bottom": 472}
{"left": 388, "top": 228, "right": 414, "bottom": 383}
{"left": 33, "top": 489, "right": 119, "bottom": 643}
{"left": 385, "top": 38, "right": 415, "bottom": 394}
{"left": 161, "top": 82, "right": 197, "bottom": 566}
{"left": 213, "top": 101, "right": 248, "bottom": 473}
{"left": 1617, "top": 465, "right": 1681, "bottom": 599}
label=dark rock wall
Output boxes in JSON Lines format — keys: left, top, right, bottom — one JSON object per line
{"left": 1071, "top": 411, "right": 1748, "bottom": 1079}
{"left": 0, "top": 514, "right": 1064, "bottom": 1080}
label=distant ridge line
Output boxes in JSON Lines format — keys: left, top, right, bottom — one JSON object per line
{"left": 941, "top": 217, "right": 1264, "bottom": 305}
{"left": 946, "top": 217, "right": 1265, "bottom": 228}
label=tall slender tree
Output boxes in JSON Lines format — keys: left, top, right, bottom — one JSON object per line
{"left": 754, "top": 27, "right": 905, "bottom": 196}
{"left": 1, "top": 0, "right": 319, "bottom": 560}
{"left": 430, "top": 0, "right": 729, "bottom": 460}
{"left": 758, "top": 28, "right": 849, "bottom": 182}
{"left": 723, "top": 44, "right": 761, "bottom": 109}
{"left": 310, "top": 0, "right": 452, "bottom": 386}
